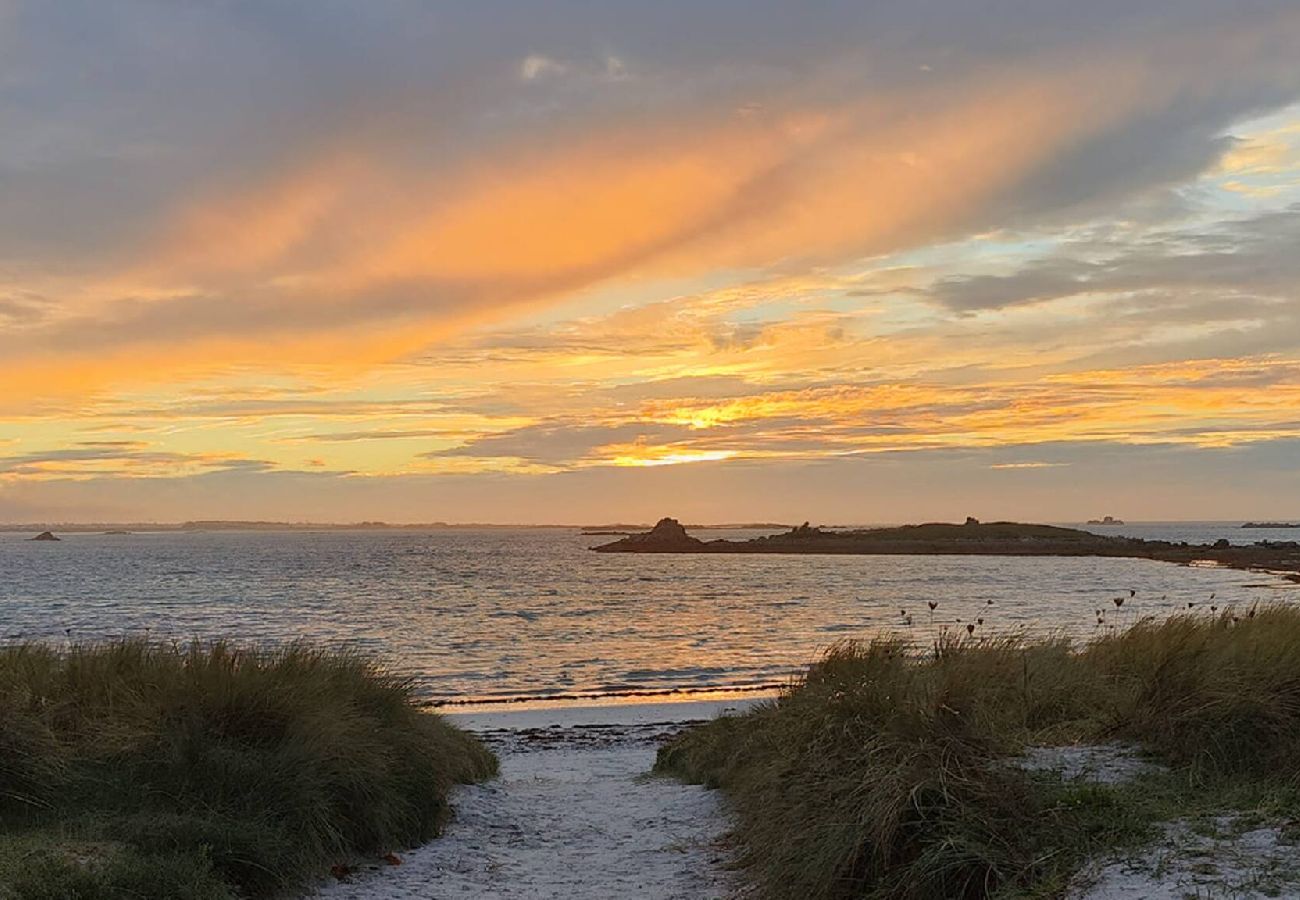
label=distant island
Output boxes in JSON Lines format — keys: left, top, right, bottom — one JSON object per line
{"left": 1086, "top": 515, "right": 1125, "bottom": 525}
{"left": 1243, "top": 522, "right": 1299, "bottom": 529}
{"left": 593, "top": 517, "right": 1300, "bottom": 582}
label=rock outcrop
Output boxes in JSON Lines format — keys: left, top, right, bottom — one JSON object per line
{"left": 592, "top": 517, "right": 704, "bottom": 552}
{"left": 30, "top": 531, "right": 60, "bottom": 541}
{"left": 787, "top": 522, "right": 824, "bottom": 538}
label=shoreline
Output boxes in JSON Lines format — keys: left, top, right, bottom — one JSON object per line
{"left": 428, "top": 683, "right": 783, "bottom": 712}
{"left": 442, "top": 694, "right": 765, "bottom": 731}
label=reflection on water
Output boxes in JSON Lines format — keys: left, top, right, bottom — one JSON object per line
{"left": 0, "top": 528, "right": 1294, "bottom": 704}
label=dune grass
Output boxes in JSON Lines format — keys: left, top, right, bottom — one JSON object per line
{"left": 0, "top": 640, "right": 496, "bottom": 899}
{"left": 657, "top": 604, "right": 1300, "bottom": 899}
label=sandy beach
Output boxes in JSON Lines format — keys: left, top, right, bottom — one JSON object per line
{"left": 312, "top": 698, "right": 758, "bottom": 900}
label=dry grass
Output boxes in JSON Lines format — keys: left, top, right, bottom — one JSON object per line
{"left": 0, "top": 640, "right": 496, "bottom": 899}
{"left": 658, "top": 604, "right": 1300, "bottom": 899}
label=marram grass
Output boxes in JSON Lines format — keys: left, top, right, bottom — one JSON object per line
{"left": 657, "top": 604, "right": 1300, "bottom": 900}
{"left": 0, "top": 640, "right": 496, "bottom": 899}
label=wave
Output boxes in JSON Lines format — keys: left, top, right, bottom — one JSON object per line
{"left": 425, "top": 679, "right": 789, "bottom": 708}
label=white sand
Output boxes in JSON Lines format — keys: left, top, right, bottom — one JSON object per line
{"left": 1015, "top": 746, "right": 1300, "bottom": 899}
{"left": 1014, "top": 742, "right": 1164, "bottom": 785}
{"left": 312, "top": 713, "right": 1300, "bottom": 899}
{"left": 312, "top": 698, "right": 756, "bottom": 900}
{"left": 1070, "top": 816, "right": 1300, "bottom": 899}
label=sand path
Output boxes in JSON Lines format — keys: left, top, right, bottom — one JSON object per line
{"left": 313, "top": 701, "right": 744, "bottom": 900}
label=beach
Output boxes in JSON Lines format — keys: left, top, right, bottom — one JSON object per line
{"left": 5, "top": 527, "right": 1300, "bottom": 898}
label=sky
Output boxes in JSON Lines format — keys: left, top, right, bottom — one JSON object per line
{"left": 2, "top": 0, "right": 1300, "bottom": 524}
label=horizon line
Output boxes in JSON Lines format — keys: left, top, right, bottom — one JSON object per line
{"left": 1, "top": 517, "right": 1291, "bottom": 533}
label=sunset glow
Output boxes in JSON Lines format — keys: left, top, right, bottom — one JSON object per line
{"left": 3, "top": 2, "right": 1300, "bottom": 523}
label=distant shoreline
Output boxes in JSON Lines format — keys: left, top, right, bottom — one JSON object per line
{"left": 594, "top": 519, "right": 1300, "bottom": 583}
{"left": 4, "top": 518, "right": 1296, "bottom": 534}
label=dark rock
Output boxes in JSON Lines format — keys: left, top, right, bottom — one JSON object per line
{"left": 638, "top": 518, "right": 695, "bottom": 543}
{"left": 30, "top": 531, "right": 60, "bottom": 542}
{"left": 788, "top": 521, "right": 823, "bottom": 538}
{"left": 593, "top": 517, "right": 703, "bottom": 552}
{"left": 964, "top": 516, "right": 980, "bottom": 526}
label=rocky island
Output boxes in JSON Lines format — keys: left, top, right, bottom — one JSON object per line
{"left": 29, "top": 530, "right": 60, "bottom": 541}
{"left": 593, "top": 517, "right": 1300, "bottom": 582}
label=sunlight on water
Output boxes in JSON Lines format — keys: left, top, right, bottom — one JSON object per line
{"left": 1, "top": 527, "right": 1294, "bottom": 704}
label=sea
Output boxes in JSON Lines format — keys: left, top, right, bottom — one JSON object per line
{"left": 1, "top": 522, "right": 1296, "bottom": 706}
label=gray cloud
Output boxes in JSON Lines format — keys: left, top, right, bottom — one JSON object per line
{"left": 0, "top": 444, "right": 277, "bottom": 476}
{"left": 0, "top": 289, "right": 53, "bottom": 325}
{"left": 925, "top": 204, "right": 1300, "bottom": 313}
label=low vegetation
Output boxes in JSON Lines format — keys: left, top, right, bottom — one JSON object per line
{"left": 658, "top": 604, "right": 1300, "bottom": 899}
{"left": 0, "top": 640, "right": 496, "bottom": 899}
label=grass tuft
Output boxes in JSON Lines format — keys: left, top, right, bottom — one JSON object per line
{"left": 658, "top": 605, "right": 1300, "bottom": 899}
{"left": 0, "top": 639, "right": 496, "bottom": 899}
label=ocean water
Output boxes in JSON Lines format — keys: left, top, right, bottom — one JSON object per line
{"left": 1071, "top": 520, "right": 1300, "bottom": 546}
{"left": 0, "top": 524, "right": 1295, "bottom": 705}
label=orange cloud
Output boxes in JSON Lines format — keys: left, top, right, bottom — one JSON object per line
{"left": 141, "top": 153, "right": 366, "bottom": 284}
{"left": 602, "top": 358, "right": 1300, "bottom": 461}
{"left": 0, "top": 48, "right": 1205, "bottom": 404}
